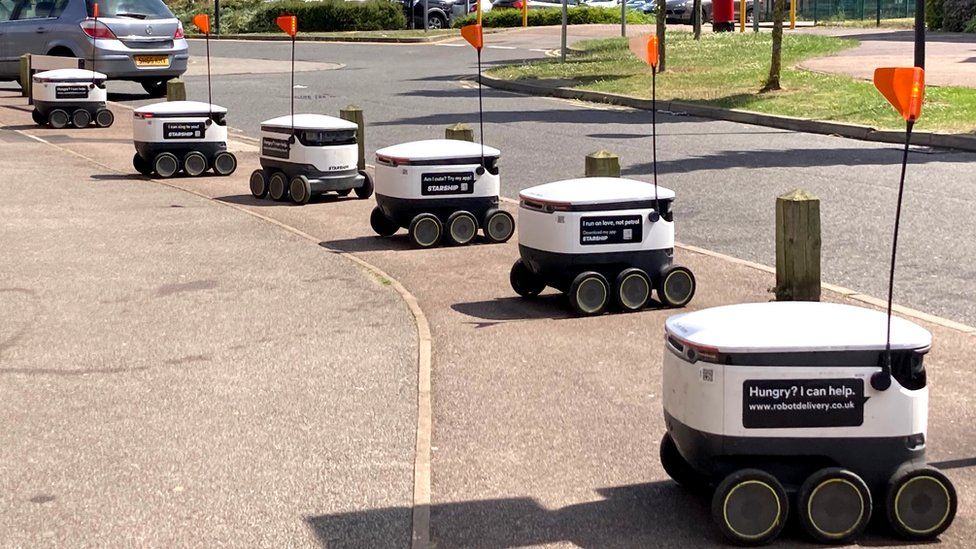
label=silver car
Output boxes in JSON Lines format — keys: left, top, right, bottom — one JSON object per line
{"left": 0, "top": 0, "right": 188, "bottom": 96}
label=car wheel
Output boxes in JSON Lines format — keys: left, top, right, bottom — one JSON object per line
{"left": 427, "top": 13, "right": 446, "bottom": 29}
{"left": 141, "top": 79, "right": 171, "bottom": 98}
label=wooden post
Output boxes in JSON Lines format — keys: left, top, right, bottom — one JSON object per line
{"left": 19, "top": 54, "right": 31, "bottom": 98}
{"left": 584, "top": 150, "right": 620, "bottom": 177}
{"left": 166, "top": 79, "right": 187, "bottom": 101}
{"left": 445, "top": 123, "right": 474, "bottom": 142}
{"left": 775, "top": 189, "right": 821, "bottom": 301}
{"left": 340, "top": 105, "right": 366, "bottom": 172}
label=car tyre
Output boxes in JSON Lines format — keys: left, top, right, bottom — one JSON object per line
{"left": 141, "top": 79, "right": 170, "bottom": 98}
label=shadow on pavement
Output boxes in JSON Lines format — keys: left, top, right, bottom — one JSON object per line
{"left": 622, "top": 146, "right": 973, "bottom": 176}
{"left": 304, "top": 482, "right": 715, "bottom": 549}
{"left": 217, "top": 194, "right": 357, "bottom": 208}
{"left": 319, "top": 235, "right": 417, "bottom": 253}
{"left": 451, "top": 294, "right": 573, "bottom": 322}
{"left": 89, "top": 173, "right": 148, "bottom": 181}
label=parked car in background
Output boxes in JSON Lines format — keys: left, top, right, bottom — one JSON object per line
{"left": 0, "top": 0, "right": 188, "bottom": 96}
{"left": 404, "top": 0, "right": 489, "bottom": 28}
{"left": 491, "top": 0, "right": 578, "bottom": 10}
{"left": 651, "top": 0, "right": 755, "bottom": 23}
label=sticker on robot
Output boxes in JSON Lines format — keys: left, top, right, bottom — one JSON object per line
{"left": 163, "top": 122, "right": 207, "bottom": 140}
{"left": 55, "top": 85, "right": 89, "bottom": 100}
{"left": 742, "top": 379, "right": 868, "bottom": 429}
{"left": 579, "top": 215, "right": 643, "bottom": 245}
{"left": 421, "top": 172, "right": 475, "bottom": 196}
{"left": 262, "top": 137, "right": 291, "bottom": 159}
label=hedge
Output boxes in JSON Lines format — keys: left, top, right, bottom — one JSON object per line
{"left": 248, "top": 0, "right": 406, "bottom": 32}
{"left": 167, "top": 0, "right": 407, "bottom": 34}
{"left": 453, "top": 6, "right": 654, "bottom": 28}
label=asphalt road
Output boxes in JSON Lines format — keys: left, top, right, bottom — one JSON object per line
{"left": 103, "top": 26, "right": 976, "bottom": 327}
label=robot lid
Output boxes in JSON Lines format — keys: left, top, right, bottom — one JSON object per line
{"left": 33, "top": 68, "right": 107, "bottom": 83}
{"left": 520, "top": 178, "right": 676, "bottom": 211}
{"left": 665, "top": 302, "right": 931, "bottom": 355}
{"left": 134, "top": 101, "right": 228, "bottom": 117}
{"left": 260, "top": 114, "right": 358, "bottom": 132}
{"left": 376, "top": 139, "right": 500, "bottom": 165}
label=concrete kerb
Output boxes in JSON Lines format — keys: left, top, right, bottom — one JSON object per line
{"left": 11, "top": 122, "right": 434, "bottom": 549}
{"left": 480, "top": 75, "right": 976, "bottom": 153}
{"left": 497, "top": 197, "right": 976, "bottom": 336}
{"left": 187, "top": 33, "right": 458, "bottom": 44}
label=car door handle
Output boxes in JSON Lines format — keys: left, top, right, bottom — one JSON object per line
{"left": 36, "top": 27, "right": 48, "bottom": 33}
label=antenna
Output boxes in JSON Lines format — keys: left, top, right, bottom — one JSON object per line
{"left": 192, "top": 15, "right": 213, "bottom": 123}
{"left": 276, "top": 15, "right": 299, "bottom": 143}
{"left": 629, "top": 35, "right": 661, "bottom": 214}
{"left": 90, "top": 3, "right": 98, "bottom": 85}
{"left": 871, "top": 66, "right": 925, "bottom": 392}
{"left": 461, "top": 23, "right": 485, "bottom": 169}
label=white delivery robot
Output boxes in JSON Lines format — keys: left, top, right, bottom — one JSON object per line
{"left": 31, "top": 69, "right": 114, "bottom": 129}
{"left": 248, "top": 114, "right": 371, "bottom": 204}
{"left": 370, "top": 139, "right": 515, "bottom": 248}
{"left": 661, "top": 302, "right": 956, "bottom": 545}
{"left": 132, "top": 101, "right": 237, "bottom": 178}
{"left": 510, "top": 177, "right": 694, "bottom": 316}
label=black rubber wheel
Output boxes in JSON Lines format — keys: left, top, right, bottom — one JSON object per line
{"left": 355, "top": 171, "right": 374, "bottom": 199}
{"left": 336, "top": 189, "right": 352, "bottom": 197}
{"left": 798, "top": 468, "right": 872, "bottom": 544}
{"left": 615, "top": 268, "right": 652, "bottom": 312}
{"left": 446, "top": 210, "right": 478, "bottom": 246}
{"left": 71, "top": 109, "right": 91, "bottom": 128}
{"left": 483, "top": 209, "right": 515, "bottom": 244}
{"left": 31, "top": 108, "right": 46, "bottom": 125}
{"left": 48, "top": 108, "right": 69, "bottom": 129}
{"left": 213, "top": 151, "right": 237, "bottom": 176}
{"left": 712, "top": 469, "right": 788, "bottom": 546}
{"left": 290, "top": 175, "right": 311, "bottom": 205}
{"left": 95, "top": 109, "right": 114, "bottom": 128}
{"left": 427, "top": 13, "right": 446, "bottom": 29}
{"left": 409, "top": 213, "right": 442, "bottom": 248}
{"left": 885, "top": 465, "right": 957, "bottom": 541}
{"left": 568, "top": 271, "right": 610, "bottom": 316}
{"left": 659, "top": 432, "right": 706, "bottom": 492}
{"left": 370, "top": 206, "right": 399, "bottom": 237}
{"left": 183, "top": 151, "right": 208, "bottom": 177}
{"left": 249, "top": 169, "right": 268, "bottom": 198}
{"left": 268, "top": 171, "right": 289, "bottom": 201}
{"left": 153, "top": 152, "right": 179, "bottom": 178}
{"left": 141, "top": 79, "right": 170, "bottom": 98}
{"left": 510, "top": 259, "right": 545, "bottom": 298}
{"left": 133, "top": 153, "right": 152, "bottom": 176}
{"left": 657, "top": 265, "right": 696, "bottom": 308}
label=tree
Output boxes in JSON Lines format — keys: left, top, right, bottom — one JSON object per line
{"left": 656, "top": 0, "right": 667, "bottom": 72}
{"left": 762, "top": 0, "right": 785, "bottom": 92}
{"left": 693, "top": 0, "right": 702, "bottom": 39}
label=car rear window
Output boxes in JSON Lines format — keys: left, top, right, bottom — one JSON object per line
{"left": 86, "top": 0, "right": 174, "bottom": 19}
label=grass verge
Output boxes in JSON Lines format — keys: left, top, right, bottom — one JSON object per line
{"left": 487, "top": 32, "right": 976, "bottom": 133}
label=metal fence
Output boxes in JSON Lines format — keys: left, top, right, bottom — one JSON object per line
{"left": 760, "top": 0, "right": 917, "bottom": 22}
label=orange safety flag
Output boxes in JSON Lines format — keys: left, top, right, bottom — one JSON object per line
{"left": 874, "top": 67, "right": 925, "bottom": 122}
{"left": 461, "top": 23, "right": 483, "bottom": 51}
{"left": 92, "top": 2, "right": 98, "bottom": 17}
{"left": 628, "top": 34, "right": 658, "bottom": 68}
{"left": 192, "top": 14, "right": 210, "bottom": 34}
{"left": 276, "top": 15, "right": 298, "bottom": 37}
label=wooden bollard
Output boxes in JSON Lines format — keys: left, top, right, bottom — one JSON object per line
{"left": 585, "top": 150, "right": 620, "bottom": 177}
{"left": 445, "top": 123, "right": 474, "bottom": 142}
{"left": 19, "top": 54, "right": 31, "bottom": 98}
{"left": 166, "top": 79, "right": 187, "bottom": 101}
{"left": 775, "top": 189, "right": 821, "bottom": 302}
{"left": 340, "top": 105, "right": 366, "bottom": 171}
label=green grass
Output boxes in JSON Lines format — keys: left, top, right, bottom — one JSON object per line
{"left": 817, "top": 17, "right": 916, "bottom": 29}
{"left": 488, "top": 32, "right": 976, "bottom": 133}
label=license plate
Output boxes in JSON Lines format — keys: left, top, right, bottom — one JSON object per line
{"left": 135, "top": 55, "right": 170, "bottom": 67}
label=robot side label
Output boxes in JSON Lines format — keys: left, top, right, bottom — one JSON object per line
{"left": 421, "top": 172, "right": 475, "bottom": 196}
{"left": 579, "top": 215, "right": 643, "bottom": 245}
{"left": 262, "top": 137, "right": 291, "bottom": 159}
{"left": 163, "top": 122, "right": 207, "bottom": 140}
{"left": 742, "top": 378, "right": 867, "bottom": 429}
{"left": 55, "top": 86, "right": 90, "bottom": 100}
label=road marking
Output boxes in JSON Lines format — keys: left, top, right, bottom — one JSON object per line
{"left": 529, "top": 48, "right": 550, "bottom": 52}
{"left": 436, "top": 43, "right": 466, "bottom": 47}
{"left": 14, "top": 124, "right": 435, "bottom": 549}
{"left": 486, "top": 45, "right": 517, "bottom": 50}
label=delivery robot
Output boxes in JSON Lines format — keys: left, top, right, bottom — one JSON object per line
{"left": 132, "top": 101, "right": 237, "bottom": 178}
{"left": 31, "top": 69, "right": 113, "bottom": 129}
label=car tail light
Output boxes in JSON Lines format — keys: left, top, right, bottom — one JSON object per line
{"left": 513, "top": 0, "right": 523, "bottom": 7}
{"left": 174, "top": 23, "right": 185, "bottom": 39}
{"left": 80, "top": 20, "right": 117, "bottom": 40}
